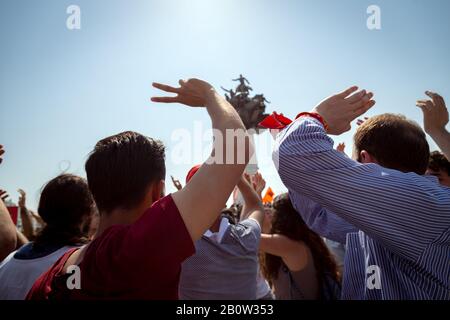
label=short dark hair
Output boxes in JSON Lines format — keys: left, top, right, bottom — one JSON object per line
{"left": 428, "top": 151, "right": 450, "bottom": 175}
{"left": 37, "top": 174, "right": 95, "bottom": 245}
{"left": 85, "top": 131, "right": 165, "bottom": 213}
{"left": 353, "top": 114, "right": 430, "bottom": 175}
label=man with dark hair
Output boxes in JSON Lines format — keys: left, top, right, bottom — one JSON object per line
{"left": 427, "top": 151, "right": 450, "bottom": 187}
{"left": 273, "top": 87, "right": 449, "bottom": 299}
{"left": 85, "top": 132, "right": 166, "bottom": 213}
{"left": 27, "top": 78, "right": 252, "bottom": 300}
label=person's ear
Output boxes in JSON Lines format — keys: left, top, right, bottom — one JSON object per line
{"left": 151, "top": 180, "right": 165, "bottom": 202}
{"left": 360, "top": 150, "right": 377, "bottom": 164}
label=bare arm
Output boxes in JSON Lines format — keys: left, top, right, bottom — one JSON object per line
{"left": 0, "top": 199, "right": 17, "bottom": 261}
{"left": 260, "top": 234, "right": 309, "bottom": 271}
{"left": 417, "top": 91, "right": 450, "bottom": 158}
{"left": 239, "top": 172, "right": 265, "bottom": 220}
{"left": 152, "top": 79, "right": 252, "bottom": 241}
{"left": 0, "top": 146, "right": 18, "bottom": 261}
{"left": 15, "top": 228, "right": 29, "bottom": 249}
{"left": 430, "top": 130, "right": 450, "bottom": 159}
{"left": 236, "top": 175, "right": 264, "bottom": 225}
{"left": 18, "top": 189, "right": 35, "bottom": 240}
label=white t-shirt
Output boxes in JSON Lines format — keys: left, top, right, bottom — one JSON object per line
{"left": 0, "top": 246, "right": 73, "bottom": 300}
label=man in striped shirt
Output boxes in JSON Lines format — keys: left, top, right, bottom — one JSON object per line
{"left": 273, "top": 87, "right": 450, "bottom": 299}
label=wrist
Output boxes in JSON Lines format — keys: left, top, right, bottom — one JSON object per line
{"left": 427, "top": 127, "right": 448, "bottom": 137}
{"left": 297, "top": 110, "right": 329, "bottom": 132}
{"left": 204, "top": 88, "right": 219, "bottom": 106}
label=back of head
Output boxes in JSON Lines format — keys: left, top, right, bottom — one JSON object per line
{"left": 37, "top": 174, "right": 95, "bottom": 246}
{"left": 85, "top": 131, "right": 166, "bottom": 213}
{"left": 428, "top": 151, "right": 450, "bottom": 175}
{"left": 353, "top": 114, "right": 430, "bottom": 175}
{"left": 261, "top": 193, "right": 340, "bottom": 286}
{"left": 428, "top": 151, "right": 450, "bottom": 187}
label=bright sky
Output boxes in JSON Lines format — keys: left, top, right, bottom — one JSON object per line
{"left": 1, "top": 0, "right": 449, "bottom": 210}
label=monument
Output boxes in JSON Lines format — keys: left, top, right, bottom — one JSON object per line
{"left": 221, "top": 75, "right": 270, "bottom": 174}
{"left": 221, "top": 74, "right": 270, "bottom": 132}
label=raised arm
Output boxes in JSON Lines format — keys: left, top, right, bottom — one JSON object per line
{"left": 417, "top": 91, "right": 450, "bottom": 158}
{"left": 152, "top": 79, "right": 252, "bottom": 241}
{"left": 18, "top": 189, "right": 35, "bottom": 240}
{"left": 236, "top": 174, "right": 264, "bottom": 225}
{"left": 259, "top": 233, "right": 309, "bottom": 269}
{"left": 0, "top": 198, "right": 17, "bottom": 261}
{"left": 273, "top": 87, "right": 450, "bottom": 262}
{"left": 15, "top": 228, "right": 29, "bottom": 249}
{"left": 0, "top": 146, "right": 18, "bottom": 260}
{"left": 289, "top": 190, "right": 358, "bottom": 244}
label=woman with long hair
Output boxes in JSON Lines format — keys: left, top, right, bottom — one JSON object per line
{"left": 0, "top": 174, "right": 96, "bottom": 299}
{"left": 260, "top": 193, "right": 341, "bottom": 300}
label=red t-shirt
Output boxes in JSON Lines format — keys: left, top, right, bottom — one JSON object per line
{"left": 26, "top": 195, "right": 195, "bottom": 300}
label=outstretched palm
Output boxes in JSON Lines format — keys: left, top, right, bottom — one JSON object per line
{"left": 313, "top": 86, "right": 375, "bottom": 135}
{"left": 152, "top": 79, "right": 215, "bottom": 107}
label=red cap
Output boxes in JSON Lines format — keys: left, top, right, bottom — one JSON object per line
{"left": 185, "top": 164, "right": 201, "bottom": 183}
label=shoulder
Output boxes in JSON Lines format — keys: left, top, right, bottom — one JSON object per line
{"left": 0, "top": 250, "right": 16, "bottom": 268}
{"left": 282, "top": 240, "right": 311, "bottom": 272}
{"left": 26, "top": 248, "right": 78, "bottom": 300}
{"left": 233, "top": 218, "right": 261, "bottom": 237}
{"left": 220, "top": 219, "right": 261, "bottom": 252}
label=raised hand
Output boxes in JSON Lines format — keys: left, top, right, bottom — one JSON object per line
{"left": 159, "top": 77, "right": 250, "bottom": 241}
{"left": 0, "top": 145, "right": 4, "bottom": 164}
{"left": 237, "top": 174, "right": 265, "bottom": 223}
{"left": 243, "top": 172, "right": 252, "bottom": 184}
{"left": 171, "top": 175, "right": 183, "bottom": 191}
{"left": 416, "top": 91, "right": 448, "bottom": 136}
{"left": 312, "top": 86, "right": 375, "bottom": 135}
{"left": 151, "top": 78, "right": 216, "bottom": 107}
{"left": 252, "top": 172, "right": 266, "bottom": 197}
{"left": 18, "top": 188, "right": 34, "bottom": 239}
{"left": 0, "top": 189, "right": 9, "bottom": 202}
{"left": 336, "top": 142, "right": 346, "bottom": 154}
{"left": 30, "top": 210, "right": 45, "bottom": 226}
{"left": 18, "top": 189, "right": 26, "bottom": 208}
{"left": 417, "top": 91, "right": 450, "bottom": 159}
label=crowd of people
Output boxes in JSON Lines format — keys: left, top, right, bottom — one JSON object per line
{"left": 0, "top": 79, "right": 449, "bottom": 300}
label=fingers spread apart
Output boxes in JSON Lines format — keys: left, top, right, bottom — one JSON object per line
{"left": 336, "top": 86, "right": 359, "bottom": 99}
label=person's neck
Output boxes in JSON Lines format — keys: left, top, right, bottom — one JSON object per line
{"left": 95, "top": 205, "right": 149, "bottom": 237}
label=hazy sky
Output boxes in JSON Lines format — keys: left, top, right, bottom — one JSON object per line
{"left": 1, "top": 0, "right": 449, "bottom": 210}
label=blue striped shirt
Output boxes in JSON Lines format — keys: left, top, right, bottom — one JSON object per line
{"left": 273, "top": 117, "right": 450, "bottom": 300}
